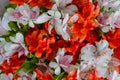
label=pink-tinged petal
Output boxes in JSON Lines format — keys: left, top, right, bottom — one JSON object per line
{"left": 55, "top": 48, "right": 65, "bottom": 63}
{"left": 34, "top": 13, "right": 51, "bottom": 24}
{"left": 31, "top": 6, "right": 39, "bottom": 19}
{"left": 18, "top": 4, "right": 31, "bottom": 18}
{"left": 61, "top": 55, "right": 73, "bottom": 65}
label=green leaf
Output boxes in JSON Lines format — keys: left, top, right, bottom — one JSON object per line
{"left": 92, "top": 0, "right": 95, "bottom": 3}
{"left": 40, "top": 6, "right": 49, "bottom": 14}
{"left": 42, "top": 34, "right": 49, "bottom": 38}
{"left": 14, "top": 56, "right": 39, "bottom": 76}
{"left": 100, "top": 6, "right": 105, "bottom": 12}
{"left": 8, "top": 22, "right": 19, "bottom": 31}
{"left": 5, "top": 4, "right": 17, "bottom": 9}
{"left": 52, "top": 72, "right": 66, "bottom": 80}
{"left": 98, "top": 28, "right": 104, "bottom": 37}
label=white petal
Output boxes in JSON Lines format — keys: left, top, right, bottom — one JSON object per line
{"left": 47, "top": 10, "right": 55, "bottom": 16}
{"left": 96, "top": 40, "right": 108, "bottom": 53}
{"left": 55, "top": 66, "right": 61, "bottom": 75}
{"left": 54, "top": 11, "right": 61, "bottom": 18}
{"left": 63, "top": 5, "right": 78, "bottom": 15}
{"left": 49, "top": 62, "right": 59, "bottom": 68}
{"left": 34, "top": 13, "right": 51, "bottom": 24}
{"left": 29, "top": 20, "right": 34, "bottom": 28}
{"left": 0, "top": 18, "right": 6, "bottom": 35}
{"left": 10, "top": 32, "right": 24, "bottom": 44}
{"left": 2, "top": 13, "right": 11, "bottom": 30}
{"left": 54, "top": 19, "right": 63, "bottom": 34}
{"left": 70, "top": 14, "right": 79, "bottom": 23}
{"left": 48, "top": 19, "right": 54, "bottom": 34}
{"left": 52, "top": 4, "right": 58, "bottom": 11}
{"left": 80, "top": 44, "right": 96, "bottom": 62}
{"left": 65, "top": 0, "right": 72, "bottom": 4}
{"left": 62, "top": 14, "right": 69, "bottom": 26}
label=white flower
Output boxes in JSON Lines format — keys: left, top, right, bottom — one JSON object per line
{"left": 54, "top": 0, "right": 78, "bottom": 16}
{"left": 35, "top": 5, "right": 70, "bottom": 40}
{"left": 95, "top": 48, "right": 113, "bottom": 77}
{"left": 0, "top": 33, "right": 28, "bottom": 64}
{"left": 17, "top": 71, "right": 37, "bottom": 80}
{"left": 49, "top": 48, "right": 73, "bottom": 75}
{"left": 2, "top": 4, "right": 39, "bottom": 28}
{"left": 9, "top": 32, "right": 28, "bottom": 56}
{"left": 107, "top": 10, "right": 120, "bottom": 28}
{"left": 78, "top": 40, "right": 113, "bottom": 78}
{"left": 80, "top": 44, "right": 96, "bottom": 63}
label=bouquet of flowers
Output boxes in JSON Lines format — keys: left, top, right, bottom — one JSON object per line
{"left": 0, "top": 0, "right": 120, "bottom": 80}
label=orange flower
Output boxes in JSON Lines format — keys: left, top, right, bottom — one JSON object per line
{"left": 10, "top": 0, "right": 53, "bottom": 8}
{"left": 34, "top": 68, "right": 53, "bottom": 80}
{"left": 25, "top": 27, "right": 56, "bottom": 60}
{"left": 70, "top": 1, "right": 99, "bottom": 42}
{"left": 103, "top": 28, "right": 120, "bottom": 48}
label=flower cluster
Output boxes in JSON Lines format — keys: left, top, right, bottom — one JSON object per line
{"left": 0, "top": 0, "right": 120, "bottom": 80}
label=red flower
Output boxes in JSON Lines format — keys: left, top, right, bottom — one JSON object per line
{"left": 0, "top": 53, "right": 26, "bottom": 74}
{"left": 113, "top": 47, "right": 120, "bottom": 60}
{"left": 34, "top": 68, "right": 53, "bottom": 80}
{"left": 103, "top": 28, "right": 120, "bottom": 48}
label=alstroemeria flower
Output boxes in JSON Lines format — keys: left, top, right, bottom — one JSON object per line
{"left": 0, "top": 73, "right": 13, "bottom": 80}
{"left": 17, "top": 71, "right": 37, "bottom": 80}
{"left": 53, "top": 0, "right": 78, "bottom": 16}
{"left": 0, "top": 32, "right": 28, "bottom": 64}
{"left": 107, "top": 10, "right": 120, "bottom": 29}
{"left": 2, "top": 4, "right": 39, "bottom": 28}
{"left": 49, "top": 48, "right": 73, "bottom": 75}
{"left": 9, "top": 32, "right": 28, "bottom": 56}
{"left": 35, "top": 4, "right": 70, "bottom": 40}
{"left": 78, "top": 40, "right": 113, "bottom": 78}
{"left": 97, "top": 0, "right": 120, "bottom": 11}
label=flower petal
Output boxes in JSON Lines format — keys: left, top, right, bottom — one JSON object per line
{"left": 34, "top": 13, "right": 51, "bottom": 24}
